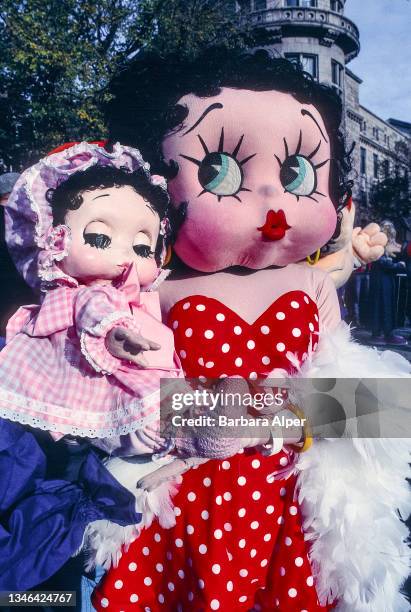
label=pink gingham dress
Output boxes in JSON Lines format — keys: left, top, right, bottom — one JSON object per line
{"left": 0, "top": 264, "right": 182, "bottom": 449}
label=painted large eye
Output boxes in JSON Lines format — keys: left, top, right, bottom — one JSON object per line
{"left": 198, "top": 152, "right": 243, "bottom": 197}
{"left": 84, "top": 233, "right": 111, "bottom": 249}
{"left": 280, "top": 154, "right": 316, "bottom": 197}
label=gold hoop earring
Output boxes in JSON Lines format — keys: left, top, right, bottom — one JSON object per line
{"left": 306, "top": 249, "right": 320, "bottom": 266}
{"left": 163, "top": 245, "right": 172, "bottom": 266}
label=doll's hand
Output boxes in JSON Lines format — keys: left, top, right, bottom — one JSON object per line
{"left": 136, "top": 457, "right": 209, "bottom": 492}
{"left": 105, "top": 326, "right": 161, "bottom": 368}
{"left": 352, "top": 224, "right": 387, "bottom": 264}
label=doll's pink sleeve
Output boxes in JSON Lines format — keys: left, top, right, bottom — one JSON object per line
{"left": 73, "top": 285, "right": 138, "bottom": 375}
{"left": 315, "top": 271, "right": 342, "bottom": 332}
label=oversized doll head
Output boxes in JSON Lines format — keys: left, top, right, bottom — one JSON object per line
{"left": 105, "top": 47, "right": 351, "bottom": 272}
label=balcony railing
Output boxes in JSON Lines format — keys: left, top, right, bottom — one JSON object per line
{"left": 250, "top": 6, "right": 360, "bottom": 61}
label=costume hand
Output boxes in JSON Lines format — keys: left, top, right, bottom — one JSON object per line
{"left": 105, "top": 326, "right": 161, "bottom": 368}
{"left": 352, "top": 223, "right": 387, "bottom": 264}
{"left": 136, "top": 457, "right": 209, "bottom": 492}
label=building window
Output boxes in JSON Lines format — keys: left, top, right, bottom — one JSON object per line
{"left": 254, "top": 0, "right": 266, "bottom": 8}
{"left": 285, "top": 0, "right": 317, "bottom": 7}
{"left": 360, "top": 147, "right": 366, "bottom": 175}
{"left": 383, "top": 159, "right": 390, "bottom": 177}
{"left": 331, "top": 60, "right": 344, "bottom": 94}
{"left": 373, "top": 154, "right": 379, "bottom": 179}
{"left": 361, "top": 120, "right": 367, "bottom": 133}
{"left": 330, "top": 0, "right": 343, "bottom": 11}
{"left": 285, "top": 53, "right": 318, "bottom": 79}
{"left": 373, "top": 127, "right": 379, "bottom": 141}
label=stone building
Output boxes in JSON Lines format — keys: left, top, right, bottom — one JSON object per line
{"left": 245, "top": 0, "right": 410, "bottom": 224}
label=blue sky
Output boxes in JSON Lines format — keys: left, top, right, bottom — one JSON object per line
{"left": 345, "top": 0, "right": 411, "bottom": 122}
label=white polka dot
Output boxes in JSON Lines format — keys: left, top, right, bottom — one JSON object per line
{"left": 285, "top": 536, "right": 292, "bottom": 546}
{"left": 276, "top": 342, "right": 286, "bottom": 352}
{"left": 227, "top": 552, "right": 233, "bottom": 561}
{"left": 314, "top": 313, "right": 319, "bottom": 322}
{"left": 277, "top": 516, "right": 285, "bottom": 525}
{"left": 175, "top": 538, "right": 183, "bottom": 548}
{"left": 198, "top": 578, "right": 205, "bottom": 589}
{"left": 220, "top": 373, "right": 228, "bottom": 378}
{"left": 252, "top": 459, "right": 260, "bottom": 469}
{"left": 249, "top": 371, "right": 258, "bottom": 380}
{"left": 199, "top": 375, "right": 207, "bottom": 383}
{"left": 168, "top": 582, "right": 175, "bottom": 591}
{"left": 292, "top": 327, "right": 301, "bottom": 337}
{"left": 222, "top": 460, "right": 230, "bottom": 470}
{"left": 158, "top": 594, "right": 165, "bottom": 603}
{"left": 206, "top": 361, "right": 214, "bottom": 368}
{"left": 216, "top": 313, "right": 225, "bottom": 321}
{"left": 233, "top": 325, "right": 242, "bottom": 335}
{"left": 247, "top": 340, "right": 255, "bottom": 349}
{"left": 239, "top": 538, "right": 246, "bottom": 548}
{"left": 295, "top": 557, "right": 304, "bottom": 567}
{"left": 212, "top": 563, "right": 221, "bottom": 574}
{"left": 280, "top": 487, "right": 286, "bottom": 496}
{"left": 182, "top": 302, "right": 190, "bottom": 310}
{"left": 156, "top": 563, "right": 163, "bottom": 572}
{"left": 172, "top": 320, "right": 179, "bottom": 329}
{"left": 261, "top": 325, "right": 270, "bottom": 335}
{"left": 203, "top": 477, "right": 211, "bottom": 487}
{"left": 204, "top": 329, "right": 214, "bottom": 339}
{"left": 239, "top": 595, "right": 247, "bottom": 603}
{"left": 221, "top": 343, "right": 230, "bottom": 353}
{"left": 128, "top": 562, "right": 137, "bottom": 571}
{"left": 144, "top": 577, "right": 152, "bottom": 586}
{"left": 186, "top": 524, "right": 194, "bottom": 535}
{"left": 187, "top": 491, "right": 196, "bottom": 502}
{"left": 288, "top": 588, "right": 297, "bottom": 598}
{"left": 266, "top": 475, "right": 274, "bottom": 485}
{"left": 216, "top": 495, "right": 223, "bottom": 505}
{"left": 196, "top": 304, "right": 206, "bottom": 311}
{"left": 307, "top": 576, "right": 314, "bottom": 587}
{"left": 280, "top": 566, "right": 286, "bottom": 576}
{"left": 210, "top": 600, "right": 220, "bottom": 610}
{"left": 289, "top": 505, "right": 298, "bottom": 516}
{"left": 130, "top": 594, "right": 139, "bottom": 603}
{"left": 260, "top": 559, "right": 268, "bottom": 567}
{"left": 238, "top": 476, "right": 247, "bottom": 486}
{"left": 114, "top": 580, "right": 123, "bottom": 589}
{"left": 276, "top": 311, "right": 286, "bottom": 320}
{"left": 214, "top": 529, "right": 223, "bottom": 539}
{"left": 142, "top": 546, "right": 150, "bottom": 556}
{"left": 199, "top": 544, "right": 207, "bottom": 554}
{"left": 280, "top": 456, "right": 288, "bottom": 466}
{"left": 201, "top": 510, "right": 209, "bottom": 520}
{"left": 239, "top": 569, "right": 248, "bottom": 577}
{"left": 100, "top": 598, "right": 109, "bottom": 608}
{"left": 251, "top": 521, "right": 259, "bottom": 530}
{"left": 227, "top": 581, "right": 234, "bottom": 592}
{"left": 262, "top": 356, "right": 271, "bottom": 365}
{"left": 185, "top": 328, "right": 193, "bottom": 337}
{"left": 291, "top": 301, "right": 300, "bottom": 309}
{"left": 188, "top": 592, "right": 194, "bottom": 601}
{"left": 266, "top": 505, "right": 275, "bottom": 514}
{"left": 275, "top": 599, "right": 280, "bottom": 608}
{"left": 238, "top": 507, "right": 246, "bottom": 517}
{"left": 252, "top": 491, "right": 261, "bottom": 501}
{"left": 264, "top": 533, "right": 272, "bottom": 542}
{"left": 198, "top": 357, "right": 204, "bottom": 366}
{"left": 223, "top": 491, "right": 232, "bottom": 501}
{"left": 250, "top": 549, "right": 257, "bottom": 558}
{"left": 235, "top": 357, "right": 243, "bottom": 367}
{"left": 224, "top": 522, "right": 232, "bottom": 531}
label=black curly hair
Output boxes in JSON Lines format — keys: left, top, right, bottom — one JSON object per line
{"left": 105, "top": 46, "right": 353, "bottom": 220}
{"left": 47, "top": 165, "right": 170, "bottom": 263}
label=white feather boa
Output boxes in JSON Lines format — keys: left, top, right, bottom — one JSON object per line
{"left": 295, "top": 322, "right": 411, "bottom": 611}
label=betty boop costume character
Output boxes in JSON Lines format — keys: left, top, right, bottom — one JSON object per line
{"left": 84, "top": 48, "right": 411, "bottom": 612}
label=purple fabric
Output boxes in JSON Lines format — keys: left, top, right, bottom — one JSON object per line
{"left": 0, "top": 417, "right": 141, "bottom": 591}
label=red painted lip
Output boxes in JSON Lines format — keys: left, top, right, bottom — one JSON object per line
{"left": 257, "top": 209, "right": 291, "bottom": 241}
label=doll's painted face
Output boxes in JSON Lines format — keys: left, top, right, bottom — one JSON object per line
{"left": 61, "top": 185, "right": 160, "bottom": 286}
{"left": 162, "top": 88, "right": 337, "bottom": 272}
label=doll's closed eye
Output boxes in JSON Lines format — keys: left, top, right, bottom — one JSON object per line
{"left": 180, "top": 129, "right": 255, "bottom": 203}
{"left": 275, "top": 131, "right": 329, "bottom": 203}
{"left": 84, "top": 232, "right": 111, "bottom": 249}
{"left": 133, "top": 244, "right": 154, "bottom": 258}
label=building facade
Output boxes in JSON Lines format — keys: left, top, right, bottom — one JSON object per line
{"left": 245, "top": 0, "right": 410, "bottom": 224}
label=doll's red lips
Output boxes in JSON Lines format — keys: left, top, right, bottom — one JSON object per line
{"left": 258, "top": 210, "right": 291, "bottom": 241}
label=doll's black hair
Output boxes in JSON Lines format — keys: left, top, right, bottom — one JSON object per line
{"left": 105, "top": 46, "right": 353, "bottom": 218}
{"left": 47, "top": 165, "right": 170, "bottom": 263}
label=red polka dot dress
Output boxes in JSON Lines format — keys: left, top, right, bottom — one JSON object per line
{"left": 93, "top": 291, "right": 335, "bottom": 611}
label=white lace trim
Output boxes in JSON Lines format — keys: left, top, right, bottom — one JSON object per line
{"left": 0, "top": 387, "right": 160, "bottom": 438}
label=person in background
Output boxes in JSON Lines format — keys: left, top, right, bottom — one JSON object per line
{"left": 0, "top": 172, "right": 36, "bottom": 345}
{"left": 369, "top": 220, "right": 407, "bottom": 345}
